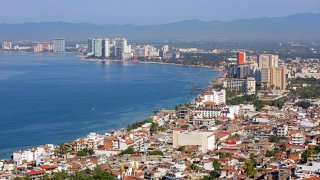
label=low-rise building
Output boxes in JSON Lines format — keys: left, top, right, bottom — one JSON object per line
{"left": 172, "top": 130, "right": 215, "bottom": 153}
{"left": 290, "top": 133, "right": 305, "bottom": 145}
{"left": 276, "top": 125, "right": 289, "bottom": 137}
{"left": 223, "top": 77, "right": 256, "bottom": 94}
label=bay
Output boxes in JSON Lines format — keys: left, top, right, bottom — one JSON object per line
{"left": 0, "top": 52, "right": 218, "bottom": 159}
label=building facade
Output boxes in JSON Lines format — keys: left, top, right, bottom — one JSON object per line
{"left": 2, "top": 41, "right": 13, "bottom": 50}
{"left": 33, "top": 43, "right": 53, "bottom": 53}
{"left": 172, "top": 131, "right": 215, "bottom": 153}
{"left": 237, "top": 52, "right": 246, "bottom": 65}
{"left": 261, "top": 67, "right": 286, "bottom": 90}
{"left": 223, "top": 77, "right": 256, "bottom": 94}
{"left": 53, "top": 39, "right": 65, "bottom": 52}
{"left": 87, "top": 38, "right": 110, "bottom": 58}
{"left": 258, "top": 54, "right": 279, "bottom": 69}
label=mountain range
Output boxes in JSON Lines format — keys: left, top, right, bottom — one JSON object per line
{"left": 0, "top": 13, "right": 319, "bottom": 42}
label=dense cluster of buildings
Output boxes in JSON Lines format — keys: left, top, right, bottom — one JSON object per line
{"left": 1, "top": 39, "right": 66, "bottom": 53}
{"left": 1, "top": 80, "right": 320, "bottom": 179}
{"left": 87, "top": 38, "right": 130, "bottom": 59}
{"left": 1, "top": 38, "right": 182, "bottom": 61}
{"left": 86, "top": 38, "right": 179, "bottom": 60}
{"left": 287, "top": 58, "right": 320, "bottom": 79}
{"left": 1, "top": 41, "right": 13, "bottom": 50}
{"left": 1, "top": 44, "right": 320, "bottom": 179}
{"left": 225, "top": 52, "right": 287, "bottom": 95}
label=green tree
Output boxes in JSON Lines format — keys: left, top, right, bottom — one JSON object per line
{"left": 214, "top": 120, "right": 222, "bottom": 125}
{"left": 121, "top": 147, "right": 136, "bottom": 155}
{"left": 91, "top": 166, "right": 116, "bottom": 180}
{"left": 187, "top": 163, "right": 200, "bottom": 171}
{"left": 202, "top": 170, "right": 220, "bottom": 180}
{"left": 268, "top": 136, "right": 288, "bottom": 143}
{"left": 265, "top": 150, "right": 275, "bottom": 157}
{"left": 300, "top": 147, "right": 315, "bottom": 163}
{"left": 77, "top": 148, "right": 94, "bottom": 157}
{"left": 280, "top": 144, "right": 287, "bottom": 152}
{"left": 249, "top": 153, "right": 257, "bottom": 164}
{"left": 70, "top": 170, "right": 89, "bottom": 180}
{"left": 230, "top": 133, "right": 240, "bottom": 138}
{"left": 217, "top": 152, "right": 231, "bottom": 158}
{"left": 295, "top": 100, "right": 311, "bottom": 109}
{"left": 181, "top": 125, "right": 189, "bottom": 129}
{"left": 177, "top": 146, "right": 185, "bottom": 151}
{"left": 212, "top": 159, "right": 221, "bottom": 170}
{"left": 150, "top": 122, "right": 159, "bottom": 135}
{"left": 52, "top": 170, "right": 69, "bottom": 180}
{"left": 54, "top": 143, "right": 71, "bottom": 157}
{"left": 149, "top": 150, "right": 164, "bottom": 156}
{"left": 243, "top": 161, "right": 257, "bottom": 178}
{"left": 127, "top": 119, "right": 149, "bottom": 131}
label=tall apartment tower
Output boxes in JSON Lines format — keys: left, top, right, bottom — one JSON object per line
{"left": 2, "top": 41, "right": 13, "bottom": 50}
{"left": 259, "top": 54, "right": 286, "bottom": 90}
{"left": 113, "top": 38, "right": 128, "bottom": 59}
{"left": 237, "top": 52, "right": 246, "bottom": 65}
{"left": 94, "top": 39, "right": 103, "bottom": 57}
{"left": 261, "top": 67, "right": 286, "bottom": 90}
{"left": 88, "top": 38, "right": 95, "bottom": 54}
{"left": 270, "top": 67, "right": 286, "bottom": 90}
{"left": 53, "top": 38, "right": 65, "bottom": 52}
{"left": 258, "top": 54, "right": 279, "bottom": 69}
{"left": 102, "top": 39, "right": 110, "bottom": 58}
{"left": 87, "top": 38, "right": 110, "bottom": 58}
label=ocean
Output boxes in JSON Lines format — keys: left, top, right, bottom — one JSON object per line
{"left": 0, "top": 52, "right": 218, "bottom": 159}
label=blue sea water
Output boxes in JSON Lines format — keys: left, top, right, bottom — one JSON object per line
{"left": 0, "top": 52, "right": 218, "bottom": 159}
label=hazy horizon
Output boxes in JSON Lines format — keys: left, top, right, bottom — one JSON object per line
{"left": 0, "top": 0, "right": 319, "bottom": 25}
{"left": 0, "top": 12, "right": 319, "bottom": 26}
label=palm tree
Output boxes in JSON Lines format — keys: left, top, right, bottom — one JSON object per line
{"left": 212, "top": 159, "right": 221, "bottom": 170}
{"left": 187, "top": 163, "right": 200, "bottom": 171}
{"left": 243, "top": 161, "right": 257, "bottom": 178}
{"left": 54, "top": 143, "right": 70, "bottom": 157}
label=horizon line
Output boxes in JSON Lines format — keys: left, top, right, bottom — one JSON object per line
{"left": 0, "top": 12, "right": 318, "bottom": 26}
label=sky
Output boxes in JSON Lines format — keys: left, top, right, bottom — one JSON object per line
{"left": 0, "top": 0, "right": 319, "bottom": 25}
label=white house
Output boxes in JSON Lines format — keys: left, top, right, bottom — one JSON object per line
{"left": 172, "top": 130, "right": 215, "bottom": 153}
{"left": 290, "top": 133, "right": 305, "bottom": 145}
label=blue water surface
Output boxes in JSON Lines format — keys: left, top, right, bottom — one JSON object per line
{"left": 0, "top": 52, "right": 218, "bottom": 158}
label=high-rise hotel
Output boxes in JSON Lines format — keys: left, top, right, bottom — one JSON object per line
{"left": 53, "top": 38, "right": 65, "bottom": 52}
{"left": 237, "top": 52, "right": 246, "bottom": 65}
{"left": 87, "top": 38, "right": 110, "bottom": 59}
{"left": 258, "top": 54, "right": 286, "bottom": 90}
{"left": 112, "top": 38, "right": 131, "bottom": 59}
{"left": 87, "top": 38, "right": 132, "bottom": 59}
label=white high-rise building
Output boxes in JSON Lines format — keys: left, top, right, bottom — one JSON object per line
{"left": 113, "top": 38, "right": 131, "bottom": 59}
{"left": 87, "top": 38, "right": 95, "bottom": 54}
{"left": 53, "top": 38, "right": 65, "bottom": 52}
{"left": 94, "top": 39, "right": 103, "bottom": 57}
{"left": 213, "top": 89, "right": 226, "bottom": 105}
{"left": 102, "top": 39, "right": 110, "bottom": 58}
{"left": 162, "top": 45, "right": 169, "bottom": 53}
{"left": 87, "top": 38, "right": 110, "bottom": 58}
{"left": 2, "top": 41, "right": 13, "bottom": 50}
{"left": 258, "top": 54, "right": 279, "bottom": 69}
{"left": 134, "top": 45, "right": 159, "bottom": 58}
{"left": 134, "top": 46, "right": 147, "bottom": 57}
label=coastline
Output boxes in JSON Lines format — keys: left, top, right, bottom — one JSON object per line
{"left": 1, "top": 55, "right": 224, "bottom": 160}
{"left": 81, "top": 56, "right": 225, "bottom": 94}
{"left": 80, "top": 56, "right": 222, "bottom": 70}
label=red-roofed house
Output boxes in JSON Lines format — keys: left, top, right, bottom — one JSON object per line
{"left": 26, "top": 169, "right": 46, "bottom": 179}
